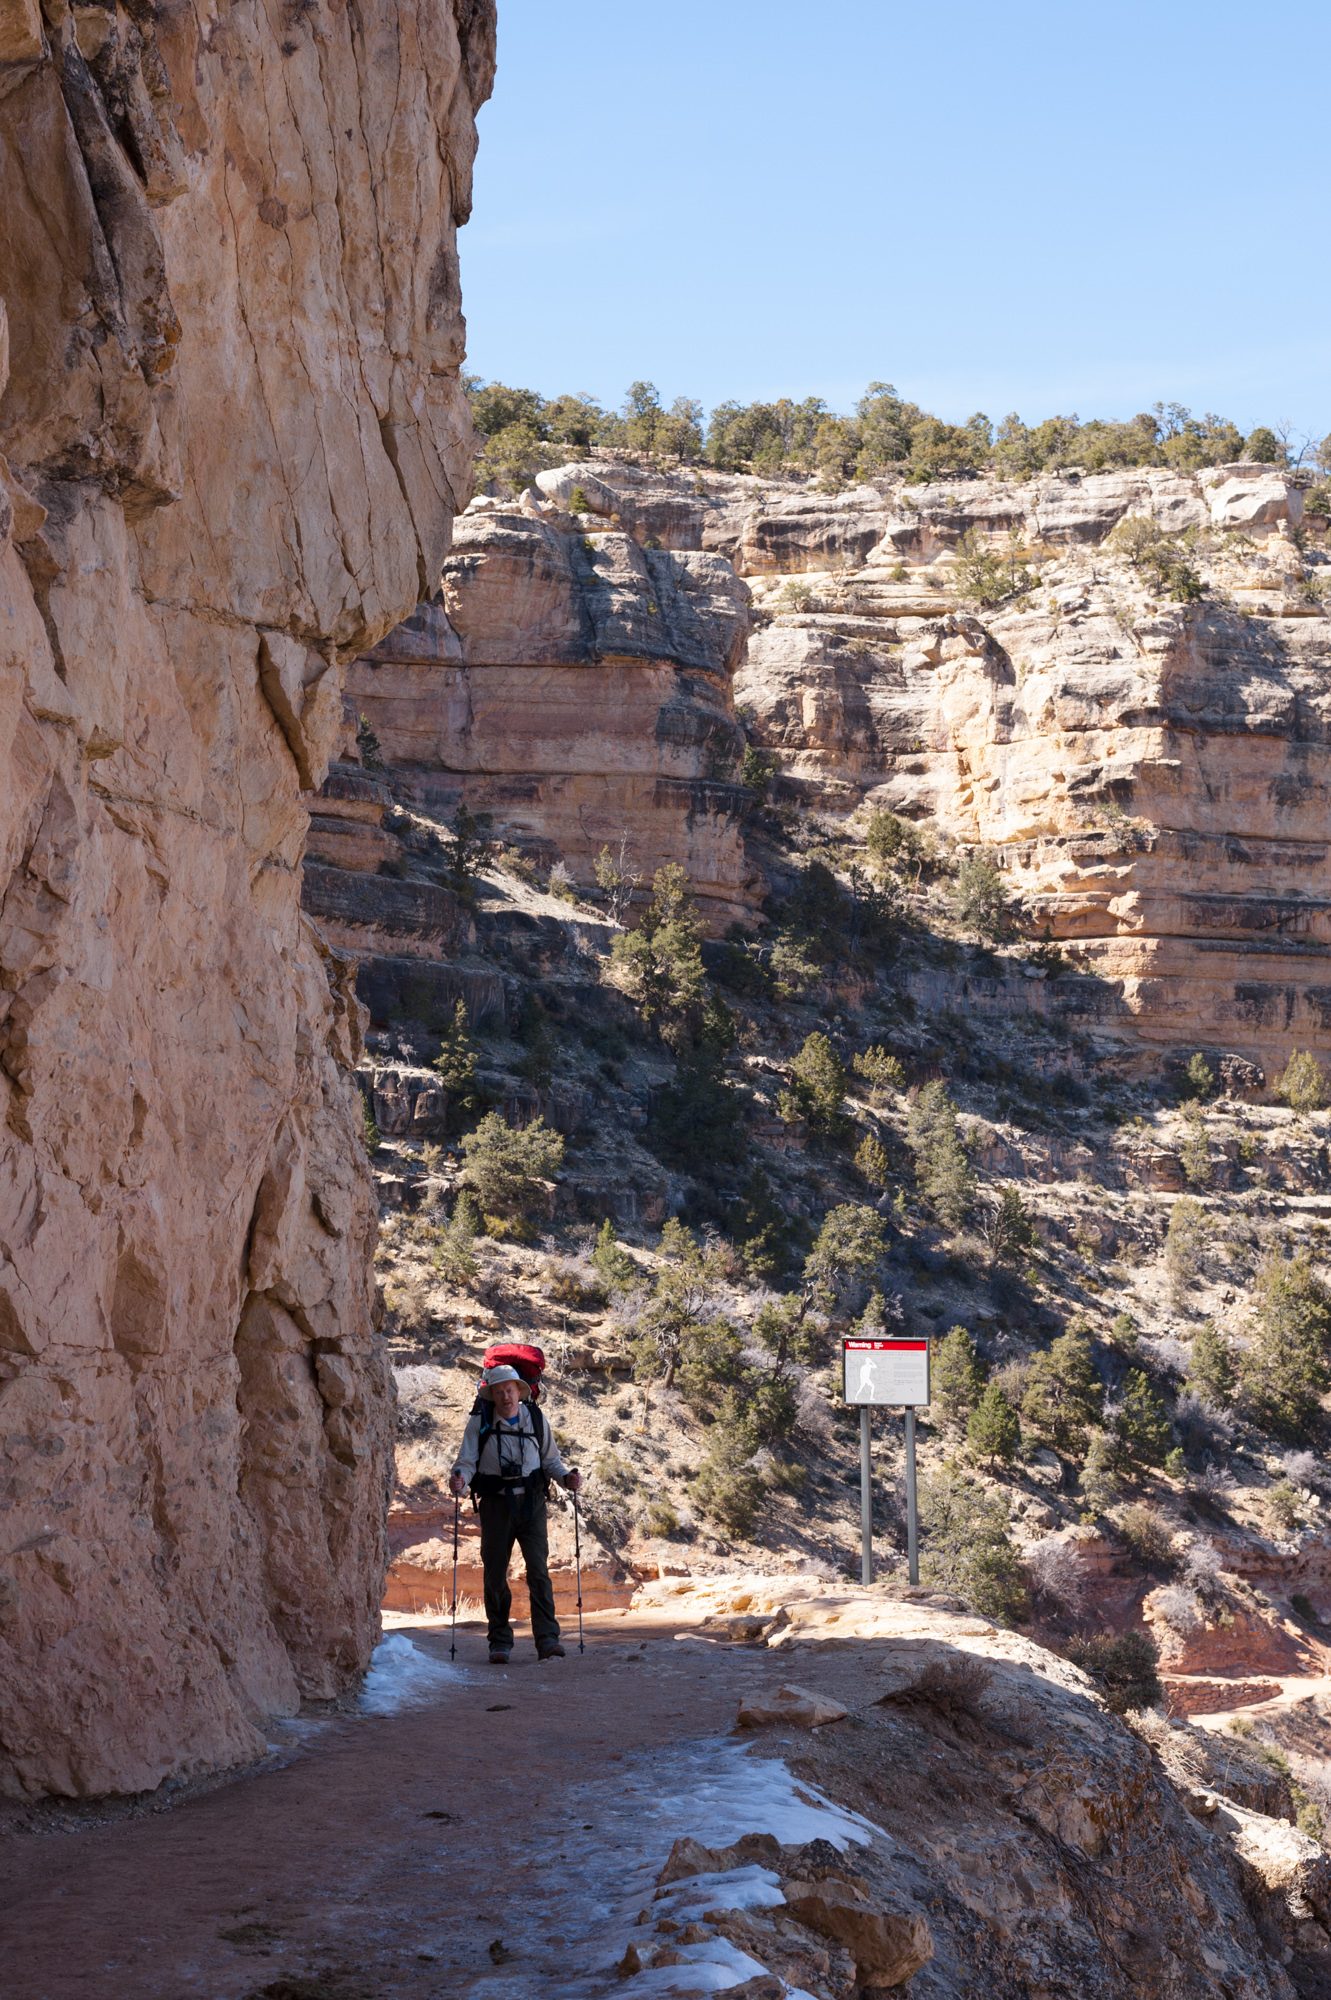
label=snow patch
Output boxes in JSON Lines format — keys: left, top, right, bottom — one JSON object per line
{"left": 653, "top": 1862, "right": 785, "bottom": 1925}
{"left": 628, "top": 1936, "right": 773, "bottom": 1995}
{"left": 650, "top": 1739, "right": 883, "bottom": 1853}
{"left": 359, "top": 1634, "right": 466, "bottom": 1714}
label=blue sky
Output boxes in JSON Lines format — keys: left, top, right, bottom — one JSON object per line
{"left": 460, "top": 1, "right": 1329, "bottom": 443}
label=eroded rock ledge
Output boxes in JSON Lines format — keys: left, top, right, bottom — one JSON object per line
{"left": 0, "top": 0, "right": 494, "bottom": 1796}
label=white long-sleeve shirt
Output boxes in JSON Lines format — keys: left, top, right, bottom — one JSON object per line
{"left": 452, "top": 1404, "right": 571, "bottom": 1487}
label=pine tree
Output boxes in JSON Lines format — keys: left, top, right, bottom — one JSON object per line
{"left": 1114, "top": 1369, "right": 1173, "bottom": 1470}
{"left": 967, "top": 1382, "right": 1020, "bottom": 1467}
{"left": 1185, "top": 1321, "right": 1235, "bottom": 1407}
{"left": 1275, "top": 1050, "right": 1327, "bottom": 1113}
{"left": 1241, "top": 1253, "right": 1331, "bottom": 1442}
{"left": 591, "top": 1219, "right": 637, "bottom": 1293}
{"left": 779, "top": 1031, "right": 848, "bottom": 1135}
{"left": 854, "top": 1131, "right": 891, "bottom": 1188}
{"left": 932, "top": 1325, "right": 983, "bottom": 1425}
{"left": 1021, "top": 1327, "right": 1102, "bottom": 1457}
{"left": 906, "top": 1081, "right": 975, "bottom": 1228}
{"left": 433, "top": 998, "right": 478, "bottom": 1113}
{"left": 1079, "top": 1429, "right": 1122, "bottom": 1513}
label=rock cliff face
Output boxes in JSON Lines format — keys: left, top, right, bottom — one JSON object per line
{"left": 401, "top": 457, "right": 1326, "bottom": 1074}
{"left": 0, "top": 0, "right": 493, "bottom": 1796}
{"left": 340, "top": 492, "right": 757, "bottom": 925}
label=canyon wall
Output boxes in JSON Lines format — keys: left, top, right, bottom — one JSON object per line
{"left": 0, "top": 0, "right": 493, "bottom": 1796}
{"left": 340, "top": 491, "right": 758, "bottom": 926}
{"left": 379, "top": 458, "right": 1326, "bottom": 1075}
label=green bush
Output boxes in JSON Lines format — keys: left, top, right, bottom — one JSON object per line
{"left": 931, "top": 1325, "right": 983, "bottom": 1425}
{"left": 1178, "top": 1104, "right": 1211, "bottom": 1188}
{"left": 967, "top": 1381, "right": 1020, "bottom": 1467}
{"left": 984, "top": 1185, "right": 1035, "bottom": 1265}
{"left": 779, "top": 1031, "right": 848, "bottom": 1135}
{"left": 610, "top": 863, "right": 706, "bottom": 1046}
{"left": 953, "top": 528, "right": 1037, "bottom": 608}
{"left": 1164, "top": 1195, "right": 1208, "bottom": 1301}
{"left": 459, "top": 1112, "right": 565, "bottom": 1219}
{"left": 906, "top": 1081, "right": 976, "bottom": 1228}
{"left": 1020, "top": 1326, "right": 1102, "bottom": 1457}
{"left": 692, "top": 1443, "right": 764, "bottom": 1536}
{"left": 803, "top": 1204, "right": 887, "bottom": 1321}
{"left": 1185, "top": 1320, "right": 1235, "bottom": 1408}
{"left": 1275, "top": 1049, "right": 1326, "bottom": 1113}
{"left": 1180, "top": 1052, "right": 1216, "bottom": 1102}
{"left": 865, "top": 809, "right": 929, "bottom": 880}
{"left": 854, "top": 1131, "right": 891, "bottom": 1189}
{"left": 434, "top": 1190, "right": 480, "bottom": 1286}
{"left": 1113, "top": 1370, "right": 1173, "bottom": 1470}
{"left": 1241, "top": 1252, "right": 1331, "bottom": 1442}
{"left": 1068, "top": 1630, "right": 1162, "bottom": 1714}
{"left": 592, "top": 1219, "right": 637, "bottom": 1293}
{"left": 953, "top": 850, "right": 1011, "bottom": 942}
{"left": 853, "top": 1045, "right": 906, "bottom": 1098}
{"left": 676, "top": 1316, "right": 747, "bottom": 1415}
{"left": 919, "top": 1466, "right": 1027, "bottom": 1624}
{"left": 1079, "top": 1429, "right": 1122, "bottom": 1514}
{"left": 1115, "top": 1500, "right": 1177, "bottom": 1570}
{"left": 640, "top": 1498, "right": 681, "bottom": 1538}
{"left": 360, "top": 1093, "right": 380, "bottom": 1155}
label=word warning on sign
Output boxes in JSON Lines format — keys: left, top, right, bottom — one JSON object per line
{"left": 843, "top": 1336, "right": 930, "bottom": 1407}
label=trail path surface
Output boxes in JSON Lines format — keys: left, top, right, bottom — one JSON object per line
{"left": 1, "top": 1612, "right": 877, "bottom": 2000}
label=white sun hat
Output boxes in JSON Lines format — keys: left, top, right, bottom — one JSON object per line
{"left": 479, "top": 1363, "right": 530, "bottom": 1402}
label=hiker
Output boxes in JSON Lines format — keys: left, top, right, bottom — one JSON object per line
{"left": 449, "top": 1363, "right": 583, "bottom": 1664}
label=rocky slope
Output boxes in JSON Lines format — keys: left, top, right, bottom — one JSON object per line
{"left": 0, "top": 0, "right": 494, "bottom": 1796}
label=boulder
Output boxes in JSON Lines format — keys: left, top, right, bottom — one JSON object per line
{"left": 782, "top": 1873, "right": 933, "bottom": 1988}
{"left": 736, "top": 1684, "right": 849, "bottom": 1729}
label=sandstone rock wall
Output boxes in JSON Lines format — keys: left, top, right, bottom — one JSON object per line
{"left": 0, "top": 0, "right": 493, "bottom": 1796}
{"left": 340, "top": 494, "right": 759, "bottom": 926}
{"left": 464, "top": 458, "right": 1328, "bottom": 1074}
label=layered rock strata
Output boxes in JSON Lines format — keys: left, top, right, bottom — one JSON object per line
{"left": 447, "top": 458, "right": 1328, "bottom": 1074}
{"left": 336, "top": 496, "right": 757, "bottom": 926}
{"left": 0, "top": 0, "right": 493, "bottom": 1795}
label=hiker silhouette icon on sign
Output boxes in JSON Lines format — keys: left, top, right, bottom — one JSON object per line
{"left": 855, "top": 1354, "right": 880, "bottom": 1401}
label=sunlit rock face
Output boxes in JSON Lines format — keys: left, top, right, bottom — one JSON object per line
{"left": 341, "top": 499, "right": 759, "bottom": 927}
{"left": 460, "top": 460, "right": 1323, "bottom": 1074}
{"left": 0, "top": 0, "right": 494, "bottom": 1796}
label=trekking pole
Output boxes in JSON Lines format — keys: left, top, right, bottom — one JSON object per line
{"left": 449, "top": 1494, "right": 460, "bottom": 1661}
{"left": 572, "top": 1490, "right": 585, "bottom": 1655}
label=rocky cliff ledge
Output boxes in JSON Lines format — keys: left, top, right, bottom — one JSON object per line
{"left": 336, "top": 492, "right": 757, "bottom": 926}
{"left": 390, "top": 458, "right": 1326, "bottom": 1074}
{"left": 0, "top": 0, "right": 494, "bottom": 1796}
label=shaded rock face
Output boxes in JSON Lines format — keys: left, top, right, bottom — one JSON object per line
{"left": 343, "top": 499, "right": 758, "bottom": 926}
{"left": 0, "top": 0, "right": 494, "bottom": 1796}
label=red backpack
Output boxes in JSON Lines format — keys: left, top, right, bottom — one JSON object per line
{"left": 481, "top": 1341, "right": 546, "bottom": 1403}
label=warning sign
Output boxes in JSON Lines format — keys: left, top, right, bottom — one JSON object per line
{"left": 843, "top": 1337, "right": 930, "bottom": 1407}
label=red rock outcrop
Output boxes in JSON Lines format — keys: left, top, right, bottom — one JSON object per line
{"left": 0, "top": 0, "right": 494, "bottom": 1796}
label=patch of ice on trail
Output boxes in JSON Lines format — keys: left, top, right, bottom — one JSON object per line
{"left": 653, "top": 1863, "right": 784, "bottom": 1925}
{"left": 650, "top": 1739, "right": 883, "bottom": 1853}
{"left": 359, "top": 1634, "right": 465, "bottom": 1714}
{"left": 623, "top": 1936, "right": 773, "bottom": 1995}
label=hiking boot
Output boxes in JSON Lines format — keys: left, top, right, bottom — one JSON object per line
{"left": 488, "top": 1645, "right": 511, "bottom": 1665}
{"left": 537, "top": 1642, "right": 565, "bottom": 1660}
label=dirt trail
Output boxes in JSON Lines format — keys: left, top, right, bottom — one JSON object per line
{"left": 0, "top": 1611, "right": 873, "bottom": 2000}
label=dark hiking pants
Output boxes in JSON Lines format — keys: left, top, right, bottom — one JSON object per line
{"left": 478, "top": 1492, "right": 560, "bottom": 1651}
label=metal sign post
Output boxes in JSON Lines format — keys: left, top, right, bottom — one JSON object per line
{"left": 844, "top": 1336, "right": 931, "bottom": 1587}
